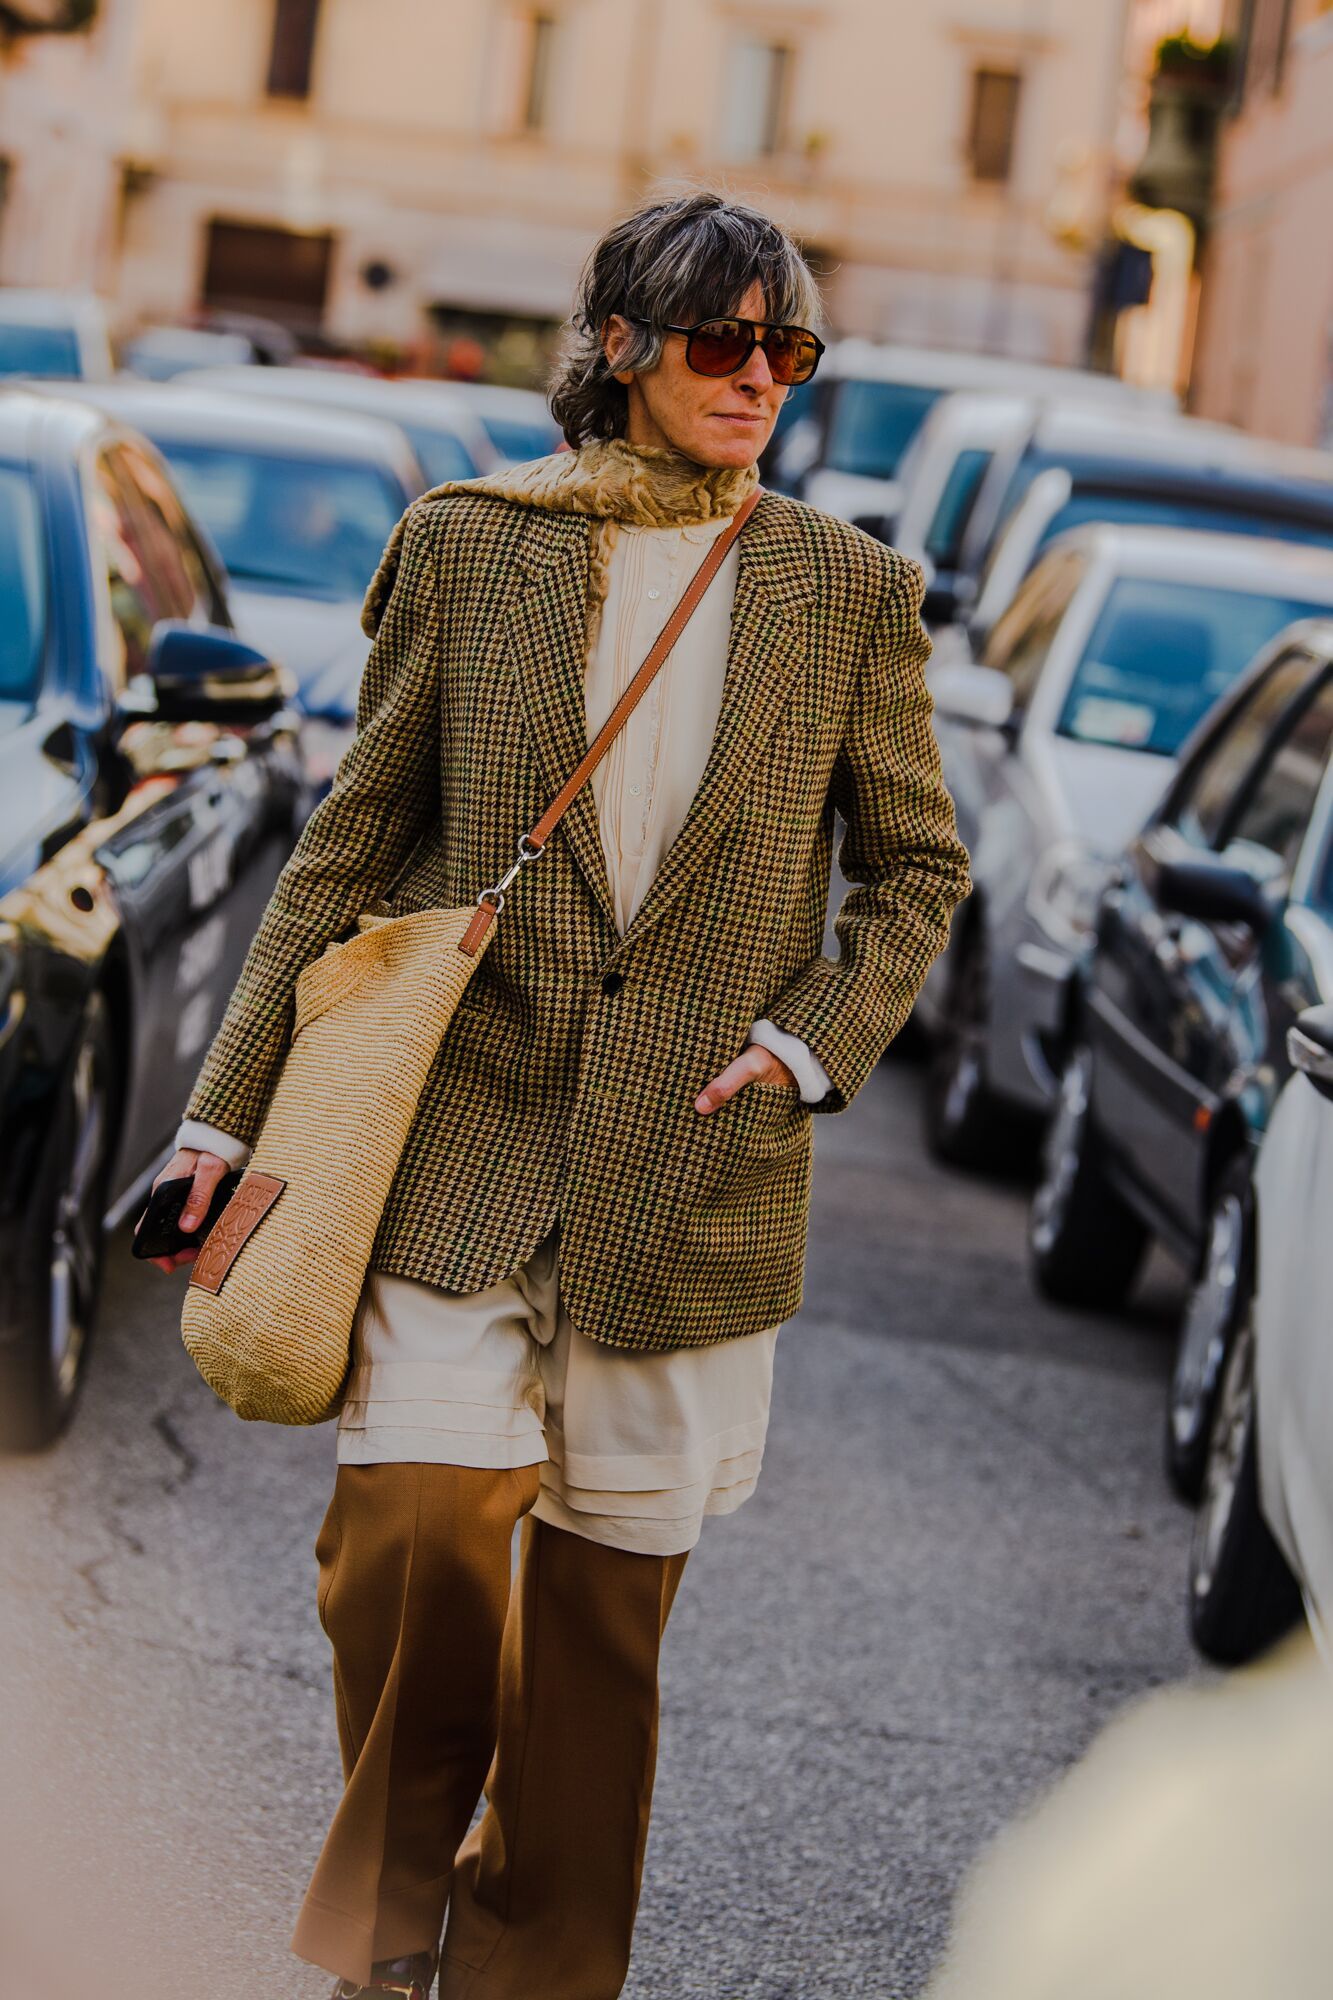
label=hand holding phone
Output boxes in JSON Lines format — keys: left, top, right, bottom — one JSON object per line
{"left": 133, "top": 1150, "right": 240, "bottom": 1270}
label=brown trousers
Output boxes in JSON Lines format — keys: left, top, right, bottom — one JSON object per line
{"left": 291, "top": 1463, "right": 689, "bottom": 1997}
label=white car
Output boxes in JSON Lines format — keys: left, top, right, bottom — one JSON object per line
{"left": 914, "top": 526, "right": 1333, "bottom": 1164}
{"left": 444, "top": 382, "right": 561, "bottom": 466}
{"left": 1254, "top": 1007, "right": 1333, "bottom": 1655}
{"left": 0, "top": 287, "right": 114, "bottom": 381}
{"left": 1188, "top": 989, "right": 1333, "bottom": 1666}
{"left": 51, "top": 381, "right": 420, "bottom": 796}
{"left": 185, "top": 364, "right": 501, "bottom": 488}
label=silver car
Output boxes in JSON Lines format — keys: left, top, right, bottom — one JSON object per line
{"left": 776, "top": 338, "right": 1175, "bottom": 529}
{"left": 914, "top": 525, "right": 1333, "bottom": 1164}
{"left": 185, "top": 364, "right": 501, "bottom": 487}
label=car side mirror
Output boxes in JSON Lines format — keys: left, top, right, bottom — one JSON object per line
{"left": 1155, "top": 854, "right": 1273, "bottom": 934}
{"left": 1288, "top": 1004, "right": 1333, "bottom": 1104}
{"left": 145, "top": 621, "right": 287, "bottom": 723}
{"left": 930, "top": 661, "right": 1016, "bottom": 734}
{"left": 851, "top": 511, "right": 898, "bottom": 546}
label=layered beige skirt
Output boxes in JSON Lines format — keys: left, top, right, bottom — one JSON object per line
{"left": 336, "top": 1229, "right": 780, "bottom": 1557}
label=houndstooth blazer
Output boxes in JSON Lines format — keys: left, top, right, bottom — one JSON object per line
{"left": 182, "top": 488, "right": 971, "bottom": 1352}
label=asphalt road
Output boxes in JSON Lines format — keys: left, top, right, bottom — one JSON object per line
{"left": 0, "top": 1056, "right": 1201, "bottom": 2000}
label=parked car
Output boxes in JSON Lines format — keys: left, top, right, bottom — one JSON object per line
{"left": 915, "top": 529, "right": 1333, "bottom": 1171}
{"left": 445, "top": 382, "right": 561, "bottom": 465}
{"left": 953, "top": 406, "right": 1333, "bottom": 643}
{"left": 889, "top": 393, "right": 1059, "bottom": 627}
{"left": 769, "top": 338, "right": 1175, "bottom": 528}
{"left": 120, "top": 326, "right": 265, "bottom": 380}
{"left": 1192, "top": 998, "right": 1333, "bottom": 1666}
{"left": 50, "top": 382, "right": 420, "bottom": 794}
{"left": 1184, "top": 1005, "right": 1333, "bottom": 1666}
{"left": 0, "top": 288, "right": 114, "bottom": 382}
{"left": 0, "top": 390, "right": 306, "bottom": 1449}
{"left": 1026, "top": 621, "right": 1333, "bottom": 1514}
{"left": 184, "top": 364, "right": 500, "bottom": 488}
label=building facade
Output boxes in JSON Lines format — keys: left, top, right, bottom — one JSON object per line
{"left": 2, "top": 0, "right": 1134, "bottom": 371}
{"left": 1190, "top": 0, "right": 1333, "bottom": 446}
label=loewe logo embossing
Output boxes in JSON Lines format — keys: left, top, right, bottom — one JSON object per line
{"left": 188, "top": 1171, "right": 286, "bottom": 1294}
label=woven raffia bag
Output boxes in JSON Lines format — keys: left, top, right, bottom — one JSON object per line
{"left": 179, "top": 491, "right": 758, "bottom": 1426}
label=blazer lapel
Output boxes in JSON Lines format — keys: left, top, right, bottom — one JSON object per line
{"left": 504, "top": 510, "right": 618, "bottom": 931}
{"left": 616, "top": 492, "right": 814, "bottom": 951}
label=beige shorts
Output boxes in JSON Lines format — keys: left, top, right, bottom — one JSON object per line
{"left": 335, "top": 1229, "right": 781, "bottom": 1556}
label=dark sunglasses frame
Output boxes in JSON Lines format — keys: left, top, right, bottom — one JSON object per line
{"left": 628, "top": 314, "right": 826, "bottom": 385}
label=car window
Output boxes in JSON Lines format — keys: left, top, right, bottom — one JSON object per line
{"left": 0, "top": 463, "right": 47, "bottom": 708}
{"left": 111, "top": 441, "right": 227, "bottom": 626}
{"left": 1221, "top": 673, "right": 1333, "bottom": 883}
{"left": 824, "top": 381, "right": 943, "bottom": 479}
{"left": 478, "top": 415, "right": 557, "bottom": 465}
{"left": 1055, "top": 579, "right": 1332, "bottom": 758}
{"left": 924, "top": 448, "right": 993, "bottom": 569}
{"left": 1167, "top": 650, "right": 1319, "bottom": 848}
{"left": 406, "top": 425, "right": 477, "bottom": 486}
{"left": 981, "top": 548, "right": 1085, "bottom": 709}
{"left": 157, "top": 442, "right": 403, "bottom": 600}
{"left": 0, "top": 322, "right": 82, "bottom": 379}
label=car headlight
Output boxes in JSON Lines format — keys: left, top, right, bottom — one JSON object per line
{"left": 1027, "top": 841, "right": 1111, "bottom": 952}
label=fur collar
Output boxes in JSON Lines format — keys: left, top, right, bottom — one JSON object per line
{"left": 361, "top": 437, "right": 758, "bottom": 642}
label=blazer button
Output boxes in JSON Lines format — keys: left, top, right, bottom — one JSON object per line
{"left": 601, "top": 970, "right": 625, "bottom": 997}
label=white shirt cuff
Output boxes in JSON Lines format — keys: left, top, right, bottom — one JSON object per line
{"left": 174, "top": 1119, "right": 254, "bottom": 1171}
{"left": 746, "top": 1019, "right": 834, "bottom": 1104}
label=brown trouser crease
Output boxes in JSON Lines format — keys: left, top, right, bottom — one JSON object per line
{"left": 291, "top": 1462, "right": 689, "bottom": 1997}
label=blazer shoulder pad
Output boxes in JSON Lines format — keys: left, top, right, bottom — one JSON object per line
{"left": 780, "top": 492, "right": 924, "bottom": 602}
{"left": 359, "top": 490, "right": 468, "bottom": 640}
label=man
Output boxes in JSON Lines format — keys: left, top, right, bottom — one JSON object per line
{"left": 148, "top": 191, "right": 971, "bottom": 1997}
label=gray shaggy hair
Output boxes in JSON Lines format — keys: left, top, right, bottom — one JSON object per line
{"left": 550, "top": 189, "right": 823, "bottom": 448}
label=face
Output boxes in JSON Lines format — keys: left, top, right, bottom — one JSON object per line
{"left": 601, "top": 280, "right": 789, "bottom": 470}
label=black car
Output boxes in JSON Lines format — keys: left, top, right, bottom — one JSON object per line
{"left": 1027, "top": 618, "right": 1333, "bottom": 1498}
{"left": 0, "top": 389, "right": 307, "bottom": 1449}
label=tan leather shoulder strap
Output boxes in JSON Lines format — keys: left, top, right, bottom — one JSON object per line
{"left": 459, "top": 485, "right": 762, "bottom": 956}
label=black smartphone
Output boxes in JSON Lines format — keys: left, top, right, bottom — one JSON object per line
{"left": 131, "top": 1169, "right": 245, "bottom": 1260}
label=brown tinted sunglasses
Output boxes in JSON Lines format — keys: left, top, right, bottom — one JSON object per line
{"left": 630, "top": 315, "right": 825, "bottom": 386}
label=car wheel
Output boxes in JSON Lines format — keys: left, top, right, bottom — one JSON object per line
{"left": 1188, "top": 1313, "right": 1303, "bottom": 1666}
{"left": 0, "top": 989, "right": 116, "bottom": 1452}
{"left": 1166, "top": 1157, "right": 1252, "bottom": 1503}
{"left": 1028, "top": 1041, "right": 1149, "bottom": 1308}
{"left": 923, "top": 924, "right": 1005, "bottom": 1167}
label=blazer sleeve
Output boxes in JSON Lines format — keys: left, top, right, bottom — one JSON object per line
{"left": 760, "top": 550, "right": 972, "bottom": 1113}
{"left": 178, "top": 498, "right": 444, "bottom": 1147}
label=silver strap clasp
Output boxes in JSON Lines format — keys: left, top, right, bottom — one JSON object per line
{"left": 475, "top": 833, "right": 545, "bottom": 915}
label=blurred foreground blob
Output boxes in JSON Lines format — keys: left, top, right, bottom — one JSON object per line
{"left": 926, "top": 1629, "right": 1331, "bottom": 2000}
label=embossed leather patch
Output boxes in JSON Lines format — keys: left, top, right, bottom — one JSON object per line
{"left": 188, "top": 1170, "right": 287, "bottom": 1294}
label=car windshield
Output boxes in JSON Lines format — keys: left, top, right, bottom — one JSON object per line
{"left": 0, "top": 464, "right": 46, "bottom": 709}
{"left": 156, "top": 441, "right": 404, "bottom": 599}
{"left": 478, "top": 415, "right": 556, "bottom": 465}
{"left": 406, "top": 425, "right": 478, "bottom": 485}
{"left": 924, "top": 448, "right": 993, "bottom": 568}
{"left": 0, "top": 322, "right": 82, "bottom": 379}
{"left": 824, "top": 381, "right": 943, "bottom": 479}
{"left": 1057, "top": 577, "right": 1333, "bottom": 757}
{"left": 1036, "top": 486, "right": 1333, "bottom": 555}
